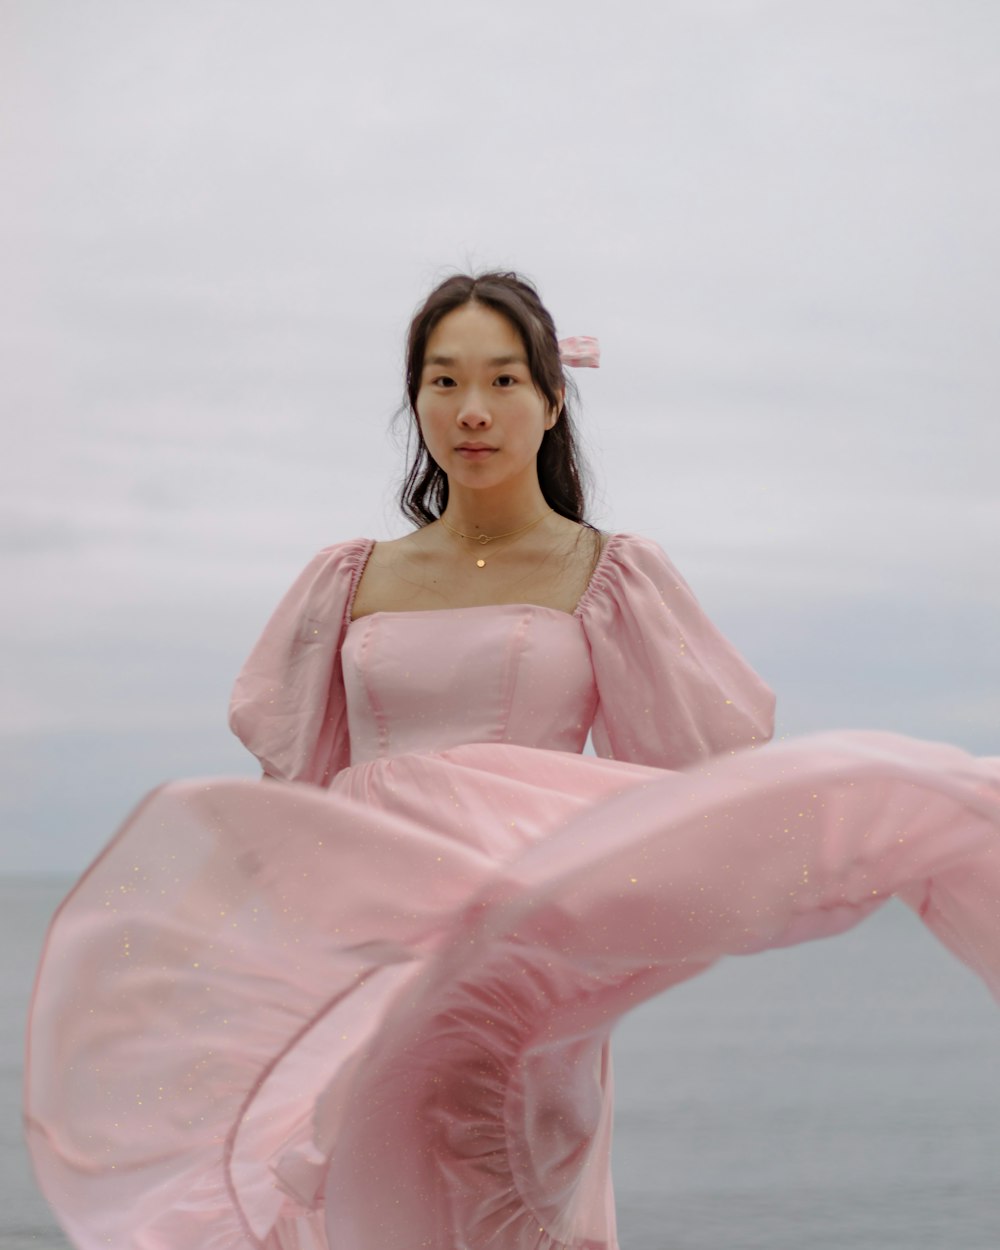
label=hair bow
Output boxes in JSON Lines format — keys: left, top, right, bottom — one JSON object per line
{"left": 558, "top": 336, "right": 601, "bottom": 368}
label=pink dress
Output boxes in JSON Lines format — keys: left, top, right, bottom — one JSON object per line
{"left": 24, "top": 533, "right": 1000, "bottom": 1250}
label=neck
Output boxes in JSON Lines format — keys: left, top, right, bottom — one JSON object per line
{"left": 440, "top": 482, "right": 552, "bottom": 538}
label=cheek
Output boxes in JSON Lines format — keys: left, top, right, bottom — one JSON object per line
{"left": 415, "top": 405, "right": 451, "bottom": 456}
{"left": 414, "top": 395, "right": 435, "bottom": 436}
{"left": 416, "top": 388, "right": 446, "bottom": 421}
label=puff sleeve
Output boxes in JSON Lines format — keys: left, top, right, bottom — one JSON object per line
{"left": 228, "top": 538, "right": 371, "bottom": 785}
{"left": 579, "top": 533, "right": 775, "bottom": 769}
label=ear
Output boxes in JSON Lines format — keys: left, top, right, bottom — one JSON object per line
{"left": 546, "top": 388, "right": 565, "bottom": 430}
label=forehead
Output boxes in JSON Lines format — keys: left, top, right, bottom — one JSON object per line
{"left": 425, "top": 302, "right": 525, "bottom": 360}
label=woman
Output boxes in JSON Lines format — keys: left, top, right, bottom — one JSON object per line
{"left": 25, "top": 272, "right": 1000, "bottom": 1250}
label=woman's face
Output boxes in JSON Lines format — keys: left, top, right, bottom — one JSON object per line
{"left": 415, "top": 302, "right": 562, "bottom": 494}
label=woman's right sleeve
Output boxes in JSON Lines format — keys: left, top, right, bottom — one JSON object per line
{"left": 228, "top": 538, "right": 371, "bottom": 786}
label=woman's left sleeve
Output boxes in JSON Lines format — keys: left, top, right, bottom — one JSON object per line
{"left": 579, "top": 533, "right": 776, "bottom": 770}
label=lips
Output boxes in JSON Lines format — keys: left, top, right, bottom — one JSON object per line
{"left": 456, "top": 445, "right": 497, "bottom": 460}
{"left": 456, "top": 444, "right": 495, "bottom": 451}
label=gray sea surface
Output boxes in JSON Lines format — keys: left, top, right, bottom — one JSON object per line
{"left": 4, "top": 875, "right": 999, "bottom": 1249}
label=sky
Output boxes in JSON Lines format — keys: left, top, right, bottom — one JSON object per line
{"left": 2, "top": 0, "right": 998, "bottom": 871}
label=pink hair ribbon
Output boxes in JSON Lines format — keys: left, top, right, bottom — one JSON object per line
{"left": 558, "top": 336, "right": 601, "bottom": 368}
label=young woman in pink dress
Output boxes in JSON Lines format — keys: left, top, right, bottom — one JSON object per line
{"left": 25, "top": 272, "right": 1000, "bottom": 1250}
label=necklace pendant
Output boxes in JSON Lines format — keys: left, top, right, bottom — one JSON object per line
{"left": 476, "top": 558, "right": 486, "bottom": 568}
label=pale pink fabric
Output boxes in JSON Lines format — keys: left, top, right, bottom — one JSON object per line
{"left": 228, "top": 534, "right": 775, "bottom": 782}
{"left": 558, "top": 336, "right": 601, "bottom": 368}
{"left": 24, "top": 534, "right": 1000, "bottom": 1250}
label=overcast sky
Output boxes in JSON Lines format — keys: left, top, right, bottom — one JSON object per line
{"left": 2, "top": 0, "right": 997, "bottom": 871}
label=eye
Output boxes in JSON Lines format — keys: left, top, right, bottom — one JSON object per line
{"left": 431, "top": 375, "right": 457, "bottom": 388}
{"left": 494, "top": 374, "right": 518, "bottom": 388}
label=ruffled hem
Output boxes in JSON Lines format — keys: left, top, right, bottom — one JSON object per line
{"left": 25, "top": 732, "right": 1000, "bottom": 1249}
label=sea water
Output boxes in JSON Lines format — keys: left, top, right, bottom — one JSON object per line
{"left": 4, "top": 876, "right": 999, "bottom": 1249}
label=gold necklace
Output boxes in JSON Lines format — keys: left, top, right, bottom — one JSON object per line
{"left": 438, "top": 510, "right": 551, "bottom": 567}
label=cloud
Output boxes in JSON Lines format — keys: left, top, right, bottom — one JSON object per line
{"left": 2, "top": 0, "right": 997, "bottom": 869}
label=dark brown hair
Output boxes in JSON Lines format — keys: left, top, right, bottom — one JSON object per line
{"left": 396, "top": 271, "right": 592, "bottom": 527}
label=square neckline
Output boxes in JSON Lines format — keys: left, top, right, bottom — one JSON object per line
{"left": 346, "top": 531, "right": 620, "bottom": 627}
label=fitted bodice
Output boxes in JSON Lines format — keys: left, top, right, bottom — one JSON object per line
{"left": 341, "top": 604, "right": 598, "bottom": 766}
{"left": 230, "top": 531, "right": 777, "bottom": 785}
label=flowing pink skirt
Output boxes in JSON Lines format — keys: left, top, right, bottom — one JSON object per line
{"left": 24, "top": 731, "right": 1000, "bottom": 1249}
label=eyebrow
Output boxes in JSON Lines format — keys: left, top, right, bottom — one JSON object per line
{"left": 423, "top": 353, "right": 527, "bottom": 368}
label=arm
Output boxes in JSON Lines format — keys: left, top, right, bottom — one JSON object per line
{"left": 580, "top": 534, "right": 775, "bottom": 770}
{"left": 229, "top": 538, "right": 371, "bottom": 785}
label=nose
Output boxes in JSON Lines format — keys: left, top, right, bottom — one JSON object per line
{"left": 456, "top": 386, "right": 492, "bottom": 430}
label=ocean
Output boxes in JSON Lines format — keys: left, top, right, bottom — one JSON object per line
{"left": 4, "top": 874, "right": 998, "bottom": 1249}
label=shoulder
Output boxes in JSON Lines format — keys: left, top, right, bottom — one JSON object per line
{"left": 603, "top": 531, "right": 671, "bottom": 559}
{"left": 578, "top": 531, "right": 692, "bottom": 619}
{"left": 263, "top": 537, "right": 374, "bottom": 630}
{"left": 591, "top": 531, "right": 682, "bottom": 580}
{"left": 293, "top": 536, "right": 375, "bottom": 588}
{"left": 309, "top": 536, "right": 375, "bottom": 567}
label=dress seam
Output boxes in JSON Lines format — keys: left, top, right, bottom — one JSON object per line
{"left": 572, "top": 532, "right": 624, "bottom": 620}
{"left": 497, "top": 610, "right": 532, "bottom": 744}
{"left": 355, "top": 617, "right": 391, "bottom": 759}
{"left": 343, "top": 537, "right": 377, "bottom": 627}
